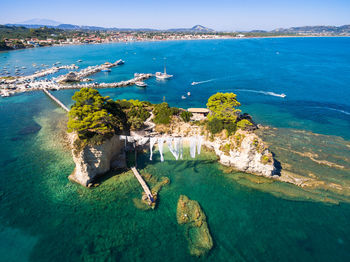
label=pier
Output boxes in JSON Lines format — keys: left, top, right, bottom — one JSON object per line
{"left": 131, "top": 167, "right": 154, "bottom": 203}
{"left": 42, "top": 88, "right": 70, "bottom": 112}
{"left": 54, "top": 60, "right": 124, "bottom": 83}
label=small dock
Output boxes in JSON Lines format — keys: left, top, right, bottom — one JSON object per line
{"left": 131, "top": 167, "right": 154, "bottom": 203}
{"left": 42, "top": 88, "right": 70, "bottom": 112}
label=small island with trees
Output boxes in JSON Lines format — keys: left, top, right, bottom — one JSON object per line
{"left": 66, "top": 88, "right": 276, "bottom": 188}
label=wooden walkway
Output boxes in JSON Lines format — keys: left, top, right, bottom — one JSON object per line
{"left": 43, "top": 88, "right": 70, "bottom": 112}
{"left": 131, "top": 167, "right": 154, "bottom": 203}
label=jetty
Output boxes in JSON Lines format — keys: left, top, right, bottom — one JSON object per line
{"left": 131, "top": 167, "right": 154, "bottom": 203}
{"left": 55, "top": 60, "right": 124, "bottom": 83}
{"left": 42, "top": 88, "right": 69, "bottom": 112}
{"left": 1, "top": 73, "right": 153, "bottom": 98}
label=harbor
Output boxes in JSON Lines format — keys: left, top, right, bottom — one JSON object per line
{"left": 0, "top": 60, "right": 155, "bottom": 98}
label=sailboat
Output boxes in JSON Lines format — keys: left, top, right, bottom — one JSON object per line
{"left": 156, "top": 61, "right": 173, "bottom": 80}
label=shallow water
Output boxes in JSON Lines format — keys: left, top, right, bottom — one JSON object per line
{"left": 1, "top": 38, "right": 350, "bottom": 261}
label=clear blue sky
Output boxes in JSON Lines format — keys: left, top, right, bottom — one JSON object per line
{"left": 0, "top": 0, "right": 349, "bottom": 30}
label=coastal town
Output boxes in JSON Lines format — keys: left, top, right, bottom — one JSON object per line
{"left": 0, "top": 25, "right": 239, "bottom": 50}
{"left": 1, "top": 22, "right": 349, "bottom": 51}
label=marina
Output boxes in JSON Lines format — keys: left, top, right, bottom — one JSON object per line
{"left": 0, "top": 60, "right": 155, "bottom": 98}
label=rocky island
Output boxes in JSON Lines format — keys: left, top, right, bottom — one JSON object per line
{"left": 68, "top": 88, "right": 277, "bottom": 190}
{"left": 66, "top": 88, "right": 277, "bottom": 187}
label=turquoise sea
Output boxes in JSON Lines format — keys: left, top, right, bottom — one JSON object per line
{"left": 1, "top": 38, "right": 350, "bottom": 261}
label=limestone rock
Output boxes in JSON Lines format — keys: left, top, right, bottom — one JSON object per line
{"left": 68, "top": 134, "right": 125, "bottom": 187}
{"left": 203, "top": 130, "right": 277, "bottom": 177}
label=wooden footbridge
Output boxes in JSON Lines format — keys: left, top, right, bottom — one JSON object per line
{"left": 43, "top": 88, "right": 69, "bottom": 112}
{"left": 131, "top": 167, "right": 154, "bottom": 203}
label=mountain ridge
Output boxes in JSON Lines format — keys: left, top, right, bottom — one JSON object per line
{"left": 7, "top": 21, "right": 214, "bottom": 32}
{"left": 4, "top": 20, "right": 350, "bottom": 34}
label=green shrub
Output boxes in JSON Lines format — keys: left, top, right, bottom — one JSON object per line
{"left": 234, "top": 133, "right": 245, "bottom": 148}
{"left": 180, "top": 111, "right": 193, "bottom": 122}
{"left": 223, "top": 122, "right": 237, "bottom": 136}
{"left": 261, "top": 155, "right": 271, "bottom": 164}
{"left": 237, "top": 119, "right": 253, "bottom": 130}
{"left": 220, "top": 143, "right": 231, "bottom": 156}
{"left": 153, "top": 102, "right": 179, "bottom": 124}
{"left": 207, "top": 118, "right": 224, "bottom": 134}
{"left": 116, "top": 99, "right": 132, "bottom": 109}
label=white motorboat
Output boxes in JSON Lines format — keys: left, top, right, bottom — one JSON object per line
{"left": 135, "top": 81, "right": 147, "bottom": 87}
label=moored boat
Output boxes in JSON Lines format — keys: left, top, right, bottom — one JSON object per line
{"left": 156, "top": 64, "right": 173, "bottom": 80}
{"left": 135, "top": 81, "right": 147, "bottom": 87}
{"left": 116, "top": 59, "right": 125, "bottom": 65}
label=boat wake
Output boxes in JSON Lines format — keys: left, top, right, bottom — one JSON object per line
{"left": 191, "top": 75, "right": 239, "bottom": 86}
{"left": 311, "top": 107, "right": 350, "bottom": 116}
{"left": 191, "top": 79, "right": 215, "bottom": 85}
{"left": 232, "top": 89, "right": 286, "bottom": 98}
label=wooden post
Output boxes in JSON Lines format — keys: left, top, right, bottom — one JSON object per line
{"left": 134, "top": 142, "right": 137, "bottom": 168}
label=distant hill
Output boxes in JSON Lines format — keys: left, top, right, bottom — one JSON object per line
{"left": 7, "top": 21, "right": 215, "bottom": 32}
{"left": 168, "top": 25, "right": 214, "bottom": 32}
{"left": 17, "top": 18, "right": 61, "bottom": 26}
{"left": 5, "top": 20, "right": 350, "bottom": 35}
{"left": 271, "top": 25, "right": 350, "bottom": 35}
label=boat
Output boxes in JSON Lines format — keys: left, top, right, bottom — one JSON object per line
{"left": 21, "top": 66, "right": 26, "bottom": 69}
{"left": 101, "top": 69, "right": 111, "bottom": 72}
{"left": 116, "top": 59, "right": 125, "bottom": 65}
{"left": 280, "top": 93, "right": 286, "bottom": 98}
{"left": 191, "top": 82, "right": 198, "bottom": 85}
{"left": 135, "top": 81, "right": 147, "bottom": 87}
{"left": 181, "top": 95, "right": 186, "bottom": 99}
{"left": 156, "top": 63, "right": 173, "bottom": 80}
{"left": 1, "top": 91, "right": 10, "bottom": 97}
{"left": 77, "top": 60, "right": 82, "bottom": 62}
{"left": 187, "top": 92, "right": 191, "bottom": 96}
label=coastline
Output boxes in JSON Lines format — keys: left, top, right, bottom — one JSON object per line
{"left": 1, "top": 34, "right": 350, "bottom": 54}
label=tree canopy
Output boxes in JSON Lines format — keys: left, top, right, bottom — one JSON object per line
{"left": 67, "top": 88, "right": 125, "bottom": 143}
{"left": 153, "top": 102, "right": 179, "bottom": 124}
{"left": 206, "top": 92, "right": 254, "bottom": 136}
{"left": 206, "top": 92, "right": 241, "bottom": 123}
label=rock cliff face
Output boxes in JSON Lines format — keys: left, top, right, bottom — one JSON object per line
{"left": 203, "top": 130, "right": 276, "bottom": 177}
{"left": 68, "top": 134, "right": 125, "bottom": 187}
{"left": 164, "top": 121, "right": 277, "bottom": 177}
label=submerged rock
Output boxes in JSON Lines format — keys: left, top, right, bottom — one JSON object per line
{"left": 176, "top": 195, "right": 213, "bottom": 257}
{"left": 68, "top": 134, "right": 125, "bottom": 187}
{"left": 18, "top": 123, "right": 41, "bottom": 136}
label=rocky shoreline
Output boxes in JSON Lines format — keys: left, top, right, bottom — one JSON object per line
{"left": 67, "top": 120, "right": 277, "bottom": 187}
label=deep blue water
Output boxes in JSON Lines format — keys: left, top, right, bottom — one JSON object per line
{"left": 1, "top": 37, "right": 349, "bottom": 139}
{"left": 1, "top": 38, "right": 350, "bottom": 262}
